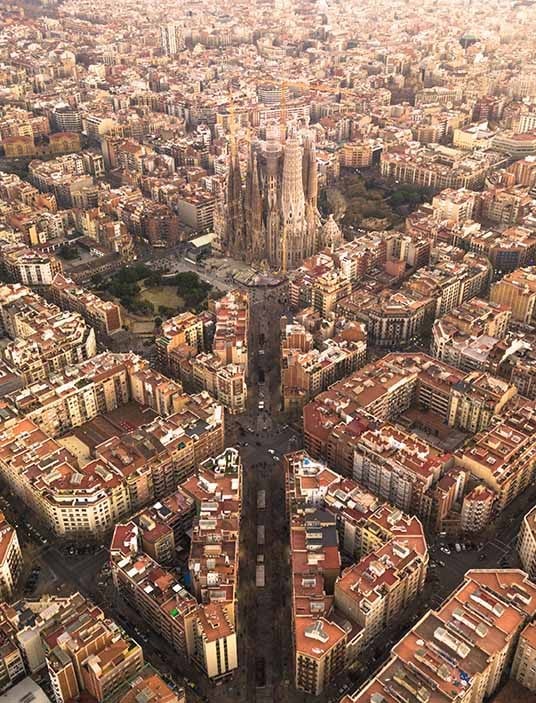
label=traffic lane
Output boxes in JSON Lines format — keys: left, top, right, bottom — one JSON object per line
{"left": 427, "top": 541, "right": 516, "bottom": 605}
{"left": 238, "top": 435, "right": 298, "bottom": 468}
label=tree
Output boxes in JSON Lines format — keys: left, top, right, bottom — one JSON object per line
{"left": 58, "top": 243, "right": 79, "bottom": 260}
{"left": 91, "top": 272, "right": 104, "bottom": 287}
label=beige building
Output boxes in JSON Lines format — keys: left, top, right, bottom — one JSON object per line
{"left": 512, "top": 622, "right": 536, "bottom": 693}
{"left": 294, "top": 617, "right": 347, "bottom": 695}
{"left": 460, "top": 484, "right": 495, "bottom": 533}
{"left": 190, "top": 353, "right": 247, "bottom": 414}
{"left": 281, "top": 322, "right": 367, "bottom": 412}
{"left": 447, "top": 370, "right": 517, "bottom": 434}
{"left": 334, "top": 537, "right": 427, "bottom": 652}
{"left": 48, "top": 273, "right": 123, "bottom": 336}
{"left": 431, "top": 298, "right": 511, "bottom": 371}
{"left": 0, "top": 593, "right": 143, "bottom": 703}
{"left": 155, "top": 312, "right": 206, "bottom": 377}
{"left": 455, "top": 406, "right": 536, "bottom": 512}
{"left": 0, "top": 243, "right": 63, "bottom": 286}
{"left": 211, "top": 289, "right": 248, "bottom": 367}
{"left": 0, "top": 355, "right": 224, "bottom": 539}
{"left": 490, "top": 267, "right": 536, "bottom": 324}
{"left": 518, "top": 506, "right": 536, "bottom": 580}
{"left": 286, "top": 451, "right": 428, "bottom": 695}
{"left": 110, "top": 448, "right": 241, "bottom": 682}
{"left": 342, "top": 569, "right": 536, "bottom": 703}
{"left": 311, "top": 271, "right": 352, "bottom": 317}
{"left": 0, "top": 283, "right": 96, "bottom": 386}
{"left": 0, "top": 514, "right": 22, "bottom": 600}
{"left": 380, "top": 143, "right": 501, "bottom": 191}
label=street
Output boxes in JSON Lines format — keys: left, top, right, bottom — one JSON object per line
{"left": 5, "top": 276, "right": 536, "bottom": 703}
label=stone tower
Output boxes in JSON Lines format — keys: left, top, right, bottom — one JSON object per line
{"left": 217, "top": 123, "right": 334, "bottom": 272}
{"left": 281, "top": 128, "right": 308, "bottom": 271}
{"left": 225, "top": 140, "right": 245, "bottom": 258}
{"left": 244, "top": 144, "right": 265, "bottom": 264}
{"left": 320, "top": 214, "right": 343, "bottom": 251}
{"left": 302, "top": 133, "right": 320, "bottom": 257}
{"left": 263, "top": 123, "right": 284, "bottom": 267}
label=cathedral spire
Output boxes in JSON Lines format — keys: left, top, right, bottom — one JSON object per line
{"left": 281, "top": 130, "right": 307, "bottom": 271}
{"left": 225, "top": 139, "right": 244, "bottom": 256}
{"left": 245, "top": 144, "right": 264, "bottom": 263}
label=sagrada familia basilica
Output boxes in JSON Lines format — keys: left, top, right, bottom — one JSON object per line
{"left": 215, "top": 123, "right": 342, "bottom": 271}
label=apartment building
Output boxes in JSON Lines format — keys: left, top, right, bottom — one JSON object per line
{"left": 447, "top": 371, "right": 517, "bottom": 434}
{"left": 492, "top": 130, "right": 536, "bottom": 158}
{"left": 342, "top": 569, "right": 536, "bottom": 703}
{"left": 460, "top": 484, "right": 495, "bottom": 534}
{"left": 340, "top": 140, "right": 378, "bottom": 169}
{"left": 455, "top": 405, "right": 536, "bottom": 512}
{"left": 47, "top": 273, "right": 122, "bottom": 336}
{"left": 160, "top": 22, "right": 185, "bottom": 55}
{"left": 0, "top": 611, "right": 26, "bottom": 692}
{"left": 125, "top": 489, "right": 195, "bottom": 564}
{"left": 0, "top": 283, "right": 96, "bottom": 385}
{"left": 0, "top": 515, "right": 22, "bottom": 601}
{"left": 311, "top": 271, "right": 352, "bottom": 317}
{"left": 380, "top": 143, "right": 502, "bottom": 191}
{"left": 431, "top": 187, "right": 478, "bottom": 223}
{"left": 0, "top": 593, "right": 143, "bottom": 703}
{"left": 114, "top": 666, "right": 185, "bottom": 703}
{"left": 334, "top": 537, "right": 427, "bottom": 650}
{"left": 352, "top": 423, "right": 455, "bottom": 525}
{"left": 0, "top": 242, "right": 63, "bottom": 287}
{"left": 303, "top": 352, "right": 466, "bottom": 476}
{"left": 0, "top": 355, "right": 224, "bottom": 538}
{"left": 511, "top": 622, "right": 536, "bottom": 693}
{"left": 437, "top": 298, "right": 512, "bottom": 341}
{"left": 160, "top": 289, "right": 250, "bottom": 414}
{"left": 479, "top": 186, "right": 532, "bottom": 226}
{"left": 431, "top": 298, "right": 511, "bottom": 372}
{"left": 190, "top": 353, "right": 247, "bottom": 414}
{"left": 212, "top": 289, "right": 249, "bottom": 367}
{"left": 285, "top": 452, "right": 428, "bottom": 694}
{"left": 111, "top": 448, "right": 241, "bottom": 682}
{"left": 490, "top": 267, "right": 536, "bottom": 324}
{"left": 340, "top": 288, "right": 429, "bottom": 349}
{"left": 518, "top": 507, "right": 536, "bottom": 580}
{"left": 176, "top": 190, "right": 215, "bottom": 232}
{"left": 294, "top": 618, "right": 347, "bottom": 696}
{"left": 281, "top": 322, "right": 367, "bottom": 412}
{"left": 402, "top": 254, "right": 491, "bottom": 320}
{"left": 7, "top": 352, "right": 197, "bottom": 436}
{"left": 155, "top": 312, "right": 206, "bottom": 377}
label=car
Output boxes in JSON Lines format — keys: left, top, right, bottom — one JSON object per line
{"left": 258, "top": 401, "right": 265, "bottom": 410}
{"left": 268, "top": 449, "right": 275, "bottom": 455}
{"left": 273, "top": 455, "right": 279, "bottom": 461}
